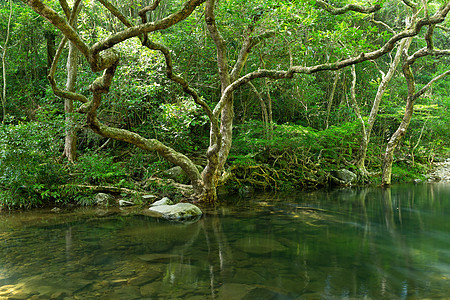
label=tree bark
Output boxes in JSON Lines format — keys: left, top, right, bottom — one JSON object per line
{"left": 1, "top": 0, "right": 12, "bottom": 124}
{"left": 326, "top": 71, "right": 340, "bottom": 129}
{"left": 248, "top": 82, "right": 269, "bottom": 138}
{"left": 349, "top": 65, "right": 369, "bottom": 174}
{"left": 62, "top": 4, "right": 80, "bottom": 163}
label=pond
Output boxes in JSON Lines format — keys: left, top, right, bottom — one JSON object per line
{"left": 1, "top": 183, "right": 449, "bottom": 299}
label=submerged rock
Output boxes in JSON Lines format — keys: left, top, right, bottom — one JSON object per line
{"left": 148, "top": 203, "right": 202, "bottom": 221}
{"left": 234, "top": 237, "right": 287, "bottom": 254}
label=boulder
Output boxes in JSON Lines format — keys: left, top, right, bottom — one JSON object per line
{"left": 95, "top": 193, "right": 114, "bottom": 206}
{"left": 148, "top": 203, "right": 202, "bottom": 221}
{"left": 330, "top": 169, "right": 357, "bottom": 186}
{"left": 160, "top": 165, "right": 203, "bottom": 184}
{"left": 151, "top": 197, "right": 174, "bottom": 206}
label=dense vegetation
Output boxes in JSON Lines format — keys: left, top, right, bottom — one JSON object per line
{"left": 0, "top": 0, "right": 449, "bottom": 208}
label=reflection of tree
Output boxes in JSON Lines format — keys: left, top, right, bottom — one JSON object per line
{"left": 200, "top": 211, "right": 235, "bottom": 299}
{"left": 382, "top": 187, "right": 396, "bottom": 232}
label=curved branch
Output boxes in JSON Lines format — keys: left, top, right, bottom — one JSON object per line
{"left": 139, "top": 0, "right": 161, "bottom": 20}
{"left": 370, "top": 16, "right": 395, "bottom": 34}
{"left": 143, "top": 39, "right": 220, "bottom": 141}
{"left": 24, "top": 0, "right": 90, "bottom": 58}
{"left": 214, "top": 2, "right": 450, "bottom": 117}
{"left": 97, "top": 0, "right": 134, "bottom": 28}
{"left": 315, "top": 0, "right": 381, "bottom": 15}
{"left": 91, "top": 0, "right": 206, "bottom": 56}
{"left": 88, "top": 115, "right": 202, "bottom": 193}
{"left": 402, "top": 0, "right": 418, "bottom": 9}
{"left": 230, "top": 31, "right": 276, "bottom": 81}
{"left": 414, "top": 69, "right": 450, "bottom": 100}
{"left": 436, "top": 24, "right": 450, "bottom": 32}
{"left": 47, "top": 24, "right": 88, "bottom": 104}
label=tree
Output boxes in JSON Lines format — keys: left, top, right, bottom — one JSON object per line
{"left": 0, "top": 0, "right": 12, "bottom": 124}
{"left": 381, "top": 23, "right": 450, "bottom": 186}
{"left": 60, "top": 1, "right": 81, "bottom": 163}
{"left": 23, "top": 0, "right": 450, "bottom": 202}
{"left": 353, "top": 0, "right": 416, "bottom": 175}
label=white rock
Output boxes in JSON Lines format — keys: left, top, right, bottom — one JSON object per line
{"left": 151, "top": 197, "right": 173, "bottom": 206}
{"left": 148, "top": 203, "right": 202, "bottom": 220}
{"left": 119, "top": 200, "right": 135, "bottom": 207}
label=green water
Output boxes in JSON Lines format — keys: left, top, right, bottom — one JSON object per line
{"left": 1, "top": 183, "right": 449, "bottom": 299}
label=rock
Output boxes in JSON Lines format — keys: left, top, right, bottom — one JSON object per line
{"left": 160, "top": 166, "right": 190, "bottom": 184}
{"left": 427, "top": 158, "right": 450, "bottom": 183}
{"left": 218, "top": 283, "right": 255, "bottom": 300}
{"left": 140, "top": 282, "right": 162, "bottom": 298}
{"left": 234, "top": 237, "right": 287, "bottom": 254}
{"left": 148, "top": 203, "right": 202, "bottom": 221}
{"left": 137, "top": 253, "right": 179, "bottom": 262}
{"left": 99, "top": 286, "right": 141, "bottom": 300}
{"left": 119, "top": 200, "right": 135, "bottom": 207}
{"left": 160, "top": 165, "right": 203, "bottom": 184}
{"left": 127, "top": 269, "right": 162, "bottom": 286}
{"left": 142, "top": 194, "right": 157, "bottom": 202}
{"left": 95, "top": 193, "right": 114, "bottom": 206}
{"left": 242, "top": 287, "right": 290, "bottom": 300}
{"left": 151, "top": 197, "right": 174, "bottom": 206}
{"left": 330, "top": 169, "right": 357, "bottom": 186}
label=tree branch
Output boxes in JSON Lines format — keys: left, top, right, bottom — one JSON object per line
{"left": 97, "top": 0, "right": 134, "bottom": 28}
{"left": 401, "top": 0, "right": 418, "bottom": 9}
{"left": 214, "top": 2, "right": 450, "bottom": 118}
{"left": 436, "top": 24, "right": 450, "bottom": 31}
{"left": 143, "top": 39, "right": 220, "bottom": 142}
{"left": 315, "top": 0, "right": 381, "bottom": 15}
{"left": 91, "top": 0, "right": 206, "bottom": 57}
{"left": 205, "top": 0, "right": 230, "bottom": 89}
{"left": 24, "top": 0, "right": 90, "bottom": 58}
{"left": 414, "top": 69, "right": 450, "bottom": 100}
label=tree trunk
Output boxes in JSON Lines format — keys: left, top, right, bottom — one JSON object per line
{"left": 265, "top": 79, "right": 274, "bottom": 140}
{"left": 381, "top": 34, "right": 450, "bottom": 186}
{"left": 349, "top": 65, "right": 371, "bottom": 175}
{"left": 63, "top": 42, "right": 79, "bottom": 162}
{"left": 1, "top": 0, "right": 12, "bottom": 124}
{"left": 45, "top": 31, "right": 57, "bottom": 72}
{"left": 355, "top": 37, "right": 412, "bottom": 173}
{"left": 326, "top": 71, "right": 339, "bottom": 129}
{"left": 248, "top": 82, "right": 269, "bottom": 138}
{"left": 381, "top": 97, "right": 415, "bottom": 186}
{"left": 62, "top": 7, "right": 80, "bottom": 163}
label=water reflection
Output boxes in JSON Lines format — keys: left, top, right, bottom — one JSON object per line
{"left": 0, "top": 183, "right": 449, "bottom": 299}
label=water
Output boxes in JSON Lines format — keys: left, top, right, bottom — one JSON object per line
{"left": 1, "top": 183, "right": 449, "bottom": 299}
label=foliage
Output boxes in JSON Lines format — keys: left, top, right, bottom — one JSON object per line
{"left": 0, "top": 110, "right": 65, "bottom": 208}
{"left": 72, "top": 152, "right": 128, "bottom": 185}
{"left": 1, "top": 0, "right": 450, "bottom": 207}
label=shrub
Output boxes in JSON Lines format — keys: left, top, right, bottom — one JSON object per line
{"left": 0, "top": 114, "right": 66, "bottom": 208}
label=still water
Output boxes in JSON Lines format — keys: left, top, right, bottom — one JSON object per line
{"left": 0, "top": 183, "right": 449, "bottom": 299}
